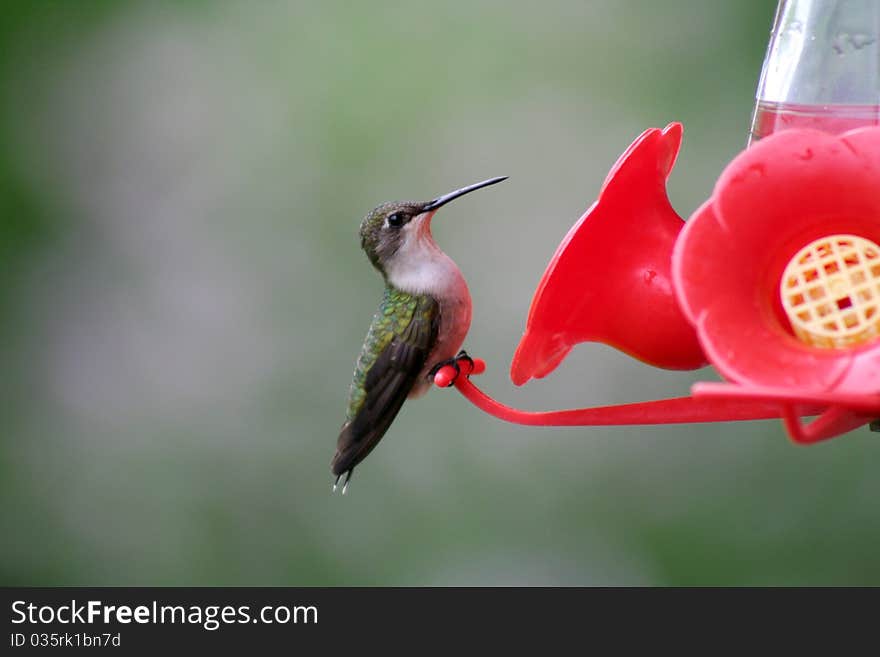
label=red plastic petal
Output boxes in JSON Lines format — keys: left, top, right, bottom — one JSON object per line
{"left": 511, "top": 123, "right": 706, "bottom": 386}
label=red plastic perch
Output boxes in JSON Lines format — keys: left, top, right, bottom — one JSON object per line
{"left": 434, "top": 358, "right": 828, "bottom": 429}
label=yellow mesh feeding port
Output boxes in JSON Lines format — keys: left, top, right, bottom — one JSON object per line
{"left": 780, "top": 234, "right": 880, "bottom": 349}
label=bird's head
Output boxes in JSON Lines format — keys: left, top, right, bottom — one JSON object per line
{"left": 359, "top": 176, "right": 507, "bottom": 281}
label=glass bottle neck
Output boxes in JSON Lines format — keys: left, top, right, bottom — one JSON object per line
{"left": 749, "top": 0, "right": 880, "bottom": 143}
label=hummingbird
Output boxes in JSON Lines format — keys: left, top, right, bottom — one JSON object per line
{"left": 331, "top": 176, "right": 507, "bottom": 493}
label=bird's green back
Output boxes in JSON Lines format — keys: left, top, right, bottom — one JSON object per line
{"left": 346, "top": 286, "right": 437, "bottom": 420}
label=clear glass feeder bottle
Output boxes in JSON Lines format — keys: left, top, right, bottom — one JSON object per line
{"left": 750, "top": 0, "right": 880, "bottom": 143}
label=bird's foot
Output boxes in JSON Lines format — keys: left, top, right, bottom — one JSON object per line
{"left": 430, "top": 350, "right": 475, "bottom": 387}
{"left": 332, "top": 469, "right": 354, "bottom": 495}
{"left": 454, "top": 350, "right": 474, "bottom": 374}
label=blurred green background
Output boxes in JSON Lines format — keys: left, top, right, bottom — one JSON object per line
{"left": 2, "top": 0, "right": 879, "bottom": 586}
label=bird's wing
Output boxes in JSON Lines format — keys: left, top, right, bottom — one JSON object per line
{"left": 332, "top": 292, "right": 439, "bottom": 476}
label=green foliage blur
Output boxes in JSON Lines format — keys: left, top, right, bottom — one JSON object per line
{"left": 2, "top": 0, "right": 879, "bottom": 586}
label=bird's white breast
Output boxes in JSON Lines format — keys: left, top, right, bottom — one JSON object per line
{"left": 385, "top": 233, "right": 461, "bottom": 297}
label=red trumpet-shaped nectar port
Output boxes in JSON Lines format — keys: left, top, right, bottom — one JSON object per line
{"left": 673, "top": 126, "right": 880, "bottom": 396}
{"left": 511, "top": 123, "right": 707, "bottom": 386}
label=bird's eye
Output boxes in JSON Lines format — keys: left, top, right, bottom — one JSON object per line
{"left": 387, "top": 212, "right": 405, "bottom": 227}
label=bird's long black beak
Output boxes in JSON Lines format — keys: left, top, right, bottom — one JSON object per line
{"left": 422, "top": 176, "right": 508, "bottom": 212}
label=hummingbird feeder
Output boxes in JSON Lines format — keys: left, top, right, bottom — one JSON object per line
{"left": 434, "top": 0, "right": 880, "bottom": 444}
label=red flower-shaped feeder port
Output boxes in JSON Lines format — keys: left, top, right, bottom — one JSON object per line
{"left": 677, "top": 126, "right": 880, "bottom": 442}
{"left": 434, "top": 122, "right": 880, "bottom": 443}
